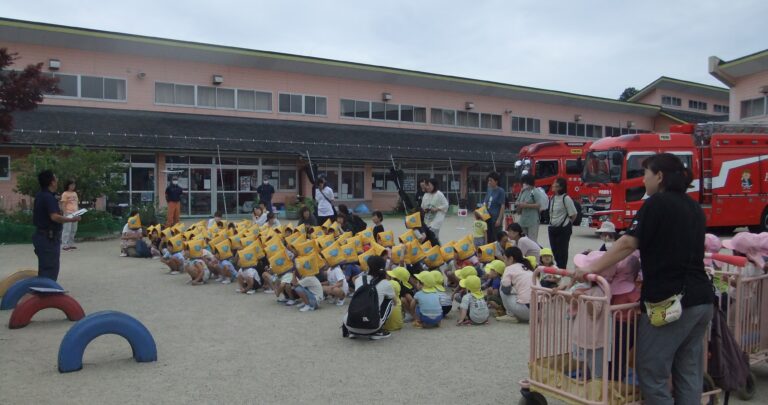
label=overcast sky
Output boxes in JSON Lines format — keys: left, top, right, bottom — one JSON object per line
{"left": 3, "top": 0, "right": 765, "bottom": 98}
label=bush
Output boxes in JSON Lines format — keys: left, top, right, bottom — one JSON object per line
{"left": 0, "top": 209, "right": 122, "bottom": 244}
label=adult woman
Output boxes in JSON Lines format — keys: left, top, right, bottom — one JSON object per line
{"left": 496, "top": 246, "right": 534, "bottom": 323}
{"left": 315, "top": 177, "right": 336, "bottom": 225}
{"left": 297, "top": 206, "right": 318, "bottom": 227}
{"left": 575, "top": 153, "right": 713, "bottom": 403}
{"left": 507, "top": 223, "right": 541, "bottom": 262}
{"left": 420, "top": 178, "right": 449, "bottom": 239}
{"left": 547, "top": 178, "right": 577, "bottom": 269}
{"left": 60, "top": 179, "right": 79, "bottom": 251}
{"left": 483, "top": 172, "right": 506, "bottom": 243}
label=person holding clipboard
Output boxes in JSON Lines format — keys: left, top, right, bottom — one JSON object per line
{"left": 33, "top": 170, "right": 82, "bottom": 281}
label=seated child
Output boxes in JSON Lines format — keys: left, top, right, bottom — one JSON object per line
{"left": 342, "top": 263, "right": 362, "bottom": 294}
{"left": 216, "top": 254, "right": 236, "bottom": 285}
{"left": 383, "top": 279, "right": 404, "bottom": 332}
{"left": 371, "top": 211, "right": 385, "bottom": 241}
{"left": 323, "top": 264, "right": 349, "bottom": 306}
{"left": 452, "top": 266, "right": 477, "bottom": 303}
{"left": 292, "top": 271, "right": 324, "bottom": 312}
{"left": 236, "top": 266, "right": 262, "bottom": 294}
{"left": 482, "top": 260, "right": 505, "bottom": 316}
{"left": 494, "top": 231, "right": 510, "bottom": 260}
{"left": 413, "top": 271, "right": 443, "bottom": 328}
{"left": 387, "top": 266, "right": 417, "bottom": 322}
{"left": 161, "top": 241, "right": 185, "bottom": 275}
{"left": 430, "top": 270, "right": 452, "bottom": 317}
{"left": 538, "top": 248, "right": 560, "bottom": 288}
{"left": 456, "top": 275, "right": 490, "bottom": 325}
{"left": 184, "top": 246, "right": 210, "bottom": 285}
{"left": 266, "top": 212, "right": 281, "bottom": 228}
{"left": 207, "top": 210, "right": 223, "bottom": 229}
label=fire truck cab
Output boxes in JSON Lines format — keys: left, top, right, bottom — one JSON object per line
{"left": 580, "top": 123, "right": 768, "bottom": 232}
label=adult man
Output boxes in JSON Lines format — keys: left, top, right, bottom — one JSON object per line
{"left": 515, "top": 174, "right": 548, "bottom": 242}
{"left": 256, "top": 176, "right": 276, "bottom": 213}
{"left": 33, "top": 170, "right": 81, "bottom": 281}
{"left": 165, "top": 176, "right": 184, "bottom": 227}
{"left": 483, "top": 172, "right": 506, "bottom": 243}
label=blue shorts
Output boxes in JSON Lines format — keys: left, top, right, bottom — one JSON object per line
{"left": 417, "top": 307, "right": 443, "bottom": 326}
{"left": 342, "top": 264, "right": 362, "bottom": 279}
{"left": 294, "top": 285, "right": 318, "bottom": 309}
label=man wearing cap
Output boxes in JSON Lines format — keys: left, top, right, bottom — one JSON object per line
{"left": 165, "top": 176, "right": 184, "bottom": 227}
{"left": 32, "top": 170, "right": 81, "bottom": 281}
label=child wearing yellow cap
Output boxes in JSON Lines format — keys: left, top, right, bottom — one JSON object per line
{"left": 430, "top": 270, "right": 452, "bottom": 317}
{"left": 538, "top": 247, "right": 559, "bottom": 288}
{"left": 387, "top": 266, "right": 417, "bottom": 322}
{"left": 456, "top": 275, "right": 490, "bottom": 325}
{"left": 452, "top": 266, "right": 477, "bottom": 304}
{"left": 482, "top": 260, "right": 505, "bottom": 317}
{"left": 382, "top": 279, "right": 403, "bottom": 332}
{"left": 472, "top": 210, "right": 488, "bottom": 247}
{"left": 413, "top": 271, "right": 443, "bottom": 328}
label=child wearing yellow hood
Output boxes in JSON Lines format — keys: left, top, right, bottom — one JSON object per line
{"left": 413, "top": 271, "right": 443, "bottom": 328}
{"left": 456, "top": 275, "right": 490, "bottom": 325}
{"left": 383, "top": 279, "right": 404, "bottom": 332}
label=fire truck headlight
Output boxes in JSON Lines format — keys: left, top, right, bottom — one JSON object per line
{"left": 521, "top": 170, "right": 529, "bottom": 176}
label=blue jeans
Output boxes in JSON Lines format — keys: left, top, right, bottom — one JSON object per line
{"left": 33, "top": 232, "right": 61, "bottom": 281}
{"left": 417, "top": 307, "right": 443, "bottom": 326}
{"left": 294, "top": 286, "right": 318, "bottom": 309}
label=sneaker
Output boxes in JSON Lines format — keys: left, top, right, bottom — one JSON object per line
{"left": 299, "top": 305, "right": 315, "bottom": 312}
{"left": 69, "top": 246, "right": 77, "bottom": 250}
{"left": 297, "top": 304, "right": 307, "bottom": 310}
{"left": 336, "top": 298, "right": 345, "bottom": 306}
{"left": 62, "top": 246, "right": 71, "bottom": 251}
{"left": 221, "top": 279, "right": 232, "bottom": 285}
{"left": 285, "top": 300, "right": 297, "bottom": 306}
{"left": 170, "top": 271, "right": 180, "bottom": 275}
{"left": 412, "top": 320, "right": 423, "bottom": 329}
{"left": 277, "top": 297, "right": 288, "bottom": 303}
{"left": 246, "top": 290, "right": 256, "bottom": 295}
{"left": 120, "top": 253, "right": 128, "bottom": 257}
{"left": 263, "top": 289, "right": 274, "bottom": 294}
{"left": 214, "top": 276, "right": 223, "bottom": 282}
{"left": 369, "top": 331, "right": 391, "bottom": 340}
{"left": 495, "top": 314, "right": 519, "bottom": 323}
{"left": 403, "top": 313, "right": 413, "bottom": 323}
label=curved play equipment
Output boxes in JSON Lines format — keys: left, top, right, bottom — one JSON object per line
{"left": 0, "top": 269, "right": 38, "bottom": 297}
{"left": 0, "top": 277, "right": 63, "bottom": 310}
{"left": 58, "top": 310, "right": 157, "bottom": 373}
{"left": 9, "top": 294, "right": 85, "bottom": 329}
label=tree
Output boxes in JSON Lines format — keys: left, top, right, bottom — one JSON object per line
{"left": 619, "top": 87, "right": 640, "bottom": 102}
{"left": 12, "top": 147, "right": 125, "bottom": 205}
{"left": 0, "top": 48, "right": 59, "bottom": 142}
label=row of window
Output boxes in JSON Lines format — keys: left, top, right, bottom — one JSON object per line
{"left": 661, "top": 94, "right": 729, "bottom": 113}
{"left": 155, "top": 83, "right": 274, "bottom": 112}
{"left": 511, "top": 116, "right": 541, "bottom": 134}
{"left": 604, "top": 126, "right": 649, "bottom": 137}
{"left": 430, "top": 108, "right": 503, "bottom": 130}
{"left": 741, "top": 97, "right": 766, "bottom": 119}
{"left": 340, "top": 99, "right": 428, "bottom": 123}
{"left": 44, "top": 73, "right": 126, "bottom": 101}
{"left": 548, "top": 120, "right": 603, "bottom": 138}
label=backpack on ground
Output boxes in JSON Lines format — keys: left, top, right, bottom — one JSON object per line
{"left": 343, "top": 277, "right": 392, "bottom": 337}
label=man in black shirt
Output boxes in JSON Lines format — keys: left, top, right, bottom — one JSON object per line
{"left": 256, "top": 176, "right": 275, "bottom": 214}
{"left": 32, "top": 170, "right": 81, "bottom": 281}
{"left": 165, "top": 176, "right": 184, "bottom": 227}
{"left": 574, "top": 153, "right": 713, "bottom": 404}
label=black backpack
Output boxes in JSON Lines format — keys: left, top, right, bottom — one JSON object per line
{"left": 350, "top": 214, "right": 367, "bottom": 235}
{"left": 708, "top": 303, "right": 750, "bottom": 393}
{"left": 345, "top": 277, "right": 382, "bottom": 332}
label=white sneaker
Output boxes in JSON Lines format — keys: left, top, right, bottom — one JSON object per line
{"left": 277, "top": 297, "right": 288, "bottom": 303}
{"left": 214, "top": 276, "right": 223, "bottom": 282}
{"left": 170, "top": 271, "right": 180, "bottom": 275}
{"left": 120, "top": 253, "right": 128, "bottom": 257}
{"left": 246, "top": 290, "right": 256, "bottom": 295}
{"left": 336, "top": 298, "right": 345, "bottom": 306}
{"left": 285, "top": 300, "right": 297, "bottom": 306}
{"left": 263, "top": 289, "right": 274, "bottom": 294}
{"left": 221, "top": 279, "right": 232, "bottom": 285}
{"left": 299, "top": 305, "right": 315, "bottom": 312}
{"left": 404, "top": 313, "right": 413, "bottom": 323}
{"left": 297, "top": 304, "right": 307, "bottom": 310}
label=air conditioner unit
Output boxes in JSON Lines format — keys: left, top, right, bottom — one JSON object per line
{"left": 759, "top": 85, "right": 768, "bottom": 95}
{"left": 212, "top": 75, "right": 224, "bottom": 85}
{"left": 382, "top": 92, "right": 392, "bottom": 102}
{"left": 465, "top": 101, "right": 475, "bottom": 110}
{"left": 48, "top": 59, "right": 61, "bottom": 70}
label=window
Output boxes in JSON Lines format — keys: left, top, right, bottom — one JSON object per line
{"left": 626, "top": 154, "right": 652, "bottom": 179}
{"left": 262, "top": 160, "right": 297, "bottom": 191}
{"left": 480, "top": 113, "right": 502, "bottom": 130}
{"left": 236, "top": 90, "right": 272, "bottom": 112}
{"left": 0, "top": 155, "right": 9, "bottom": 180}
{"left": 341, "top": 99, "right": 424, "bottom": 123}
{"left": 280, "top": 93, "right": 326, "bottom": 115}
{"left": 371, "top": 102, "right": 385, "bottom": 120}
{"left": 549, "top": 120, "right": 600, "bottom": 137}
{"left": 197, "top": 86, "right": 217, "bottom": 107}
{"left": 534, "top": 160, "right": 558, "bottom": 179}
{"left": 604, "top": 126, "right": 648, "bottom": 137}
{"left": 511, "top": 116, "right": 541, "bottom": 133}
{"left": 565, "top": 159, "right": 582, "bottom": 175}
{"left": 661, "top": 95, "right": 682, "bottom": 107}
{"left": 400, "top": 105, "right": 427, "bottom": 123}
{"left": 216, "top": 88, "right": 235, "bottom": 109}
{"left": 44, "top": 73, "right": 78, "bottom": 97}
{"left": 107, "top": 154, "right": 157, "bottom": 216}
{"left": 155, "top": 82, "right": 195, "bottom": 105}
{"left": 689, "top": 100, "right": 707, "bottom": 111}
{"left": 355, "top": 100, "right": 370, "bottom": 119}
{"left": 713, "top": 104, "right": 729, "bottom": 114}
{"left": 318, "top": 163, "right": 364, "bottom": 199}
{"left": 372, "top": 170, "right": 399, "bottom": 192}
{"left": 431, "top": 108, "right": 456, "bottom": 126}
{"left": 44, "top": 74, "right": 125, "bottom": 100}
{"left": 386, "top": 103, "right": 399, "bottom": 121}
{"left": 740, "top": 97, "right": 766, "bottom": 118}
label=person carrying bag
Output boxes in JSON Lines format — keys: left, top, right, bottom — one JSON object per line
{"left": 547, "top": 178, "right": 577, "bottom": 269}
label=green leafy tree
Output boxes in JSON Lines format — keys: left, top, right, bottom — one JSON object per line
{"left": 12, "top": 147, "right": 125, "bottom": 205}
{"left": 619, "top": 87, "right": 640, "bottom": 102}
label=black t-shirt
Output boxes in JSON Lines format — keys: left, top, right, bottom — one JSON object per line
{"left": 626, "top": 192, "right": 713, "bottom": 308}
{"left": 372, "top": 224, "right": 384, "bottom": 241}
{"left": 165, "top": 184, "right": 184, "bottom": 202}
{"left": 256, "top": 183, "right": 275, "bottom": 203}
{"left": 33, "top": 190, "right": 63, "bottom": 232}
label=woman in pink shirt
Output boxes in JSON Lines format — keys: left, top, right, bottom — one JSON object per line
{"left": 496, "top": 246, "right": 534, "bottom": 323}
{"left": 60, "top": 180, "right": 79, "bottom": 251}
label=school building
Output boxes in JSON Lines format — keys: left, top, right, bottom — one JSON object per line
{"left": 0, "top": 18, "right": 749, "bottom": 217}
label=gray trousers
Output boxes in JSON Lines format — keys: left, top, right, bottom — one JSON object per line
{"left": 521, "top": 224, "right": 539, "bottom": 243}
{"left": 637, "top": 303, "right": 712, "bottom": 405}
{"left": 500, "top": 289, "right": 530, "bottom": 322}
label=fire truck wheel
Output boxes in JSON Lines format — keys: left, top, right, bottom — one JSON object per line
{"left": 748, "top": 207, "right": 768, "bottom": 233}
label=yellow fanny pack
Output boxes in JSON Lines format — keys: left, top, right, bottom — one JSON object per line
{"left": 644, "top": 294, "right": 683, "bottom": 327}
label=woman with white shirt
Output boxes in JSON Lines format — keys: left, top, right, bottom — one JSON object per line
{"left": 315, "top": 177, "right": 336, "bottom": 225}
{"left": 420, "top": 178, "right": 449, "bottom": 239}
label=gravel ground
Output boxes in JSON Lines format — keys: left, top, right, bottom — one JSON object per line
{"left": 0, "top": 217, "right": 765, "bottom": 404}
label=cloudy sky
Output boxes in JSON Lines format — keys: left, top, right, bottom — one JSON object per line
{"left": 3, "top": 0, "right": 765, "bottom": 98}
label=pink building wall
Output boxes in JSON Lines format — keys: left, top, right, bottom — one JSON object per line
{"left": 7, "top": 42, "right": 655, "bottom": 139}
{"left": 729, "top": 70, "right": 768, "bottom": 122}
{"left": 635, "top": 88, "right": 728, "bottom": 115}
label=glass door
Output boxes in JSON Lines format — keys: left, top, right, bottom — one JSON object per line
{"left": 189, "top": 167, "right": 212, "bottom": 216}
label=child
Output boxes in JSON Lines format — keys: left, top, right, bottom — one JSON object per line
{"left": 335, "top": 215, "right": 352, "bottom": 234}
{"left": 452, "top": 266, "right": 477, "bottom": 303}
{"left": 473, "top": 211, "right": 488, "bottom": 247}
{"left": 323, "top": 264, "right": 349, "bottom": 306}
{"left": 595, "top": 221, "right": 617, "bottom": 251}
{"left": 252, "top": 206, "right": 267, "bottom": 226}
{"left": 208, "top": 210, "right": 223, "bottom": 228}
{"left": 216, "top": 254, "right": 236, "bottom": 285}
{"left": 482, "top": 260, "right": 505, "bottom": 316}
{"left": 236, "top": 266, "right": 262, "bottom": 294}
{"left": 292, "top": 271, "right": 324, "bottom": 312}
{"left": 430, "top": 270, "right": 452, "bottom": 317}
{"left": 494, "top": 231, "right": 510, "bottom": 260}
{"left": 413, "top": 271, "right": 443, "bottom": 328}
{"left": 456, "top": 274, "right": 490, "bottom": 325}
{"left": 160, "top": 241, "right": 184, "bottom": 275}
{"left": 184, "top": 245, "right": 210, "bottom": 285}
{"left": 371, "top": 211, "right": 385, "bottom": 241}
{"left": 266, "top": 212, "right": 281, "bottom": 229}
{"left": 383, "top": 279, "right": 404, "bottom": 332}
{"left": 387, "top": 266, "right": 417, "bottom": 322}
{"left": 538, "top": 248, "right": 560, "bottom": 288}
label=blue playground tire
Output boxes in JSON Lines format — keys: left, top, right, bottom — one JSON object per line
{"left": 0, "top": 277, "right": 63, "bottom": 310}
{"left": 58, "top": 310, "right": 157, "bottom": 373}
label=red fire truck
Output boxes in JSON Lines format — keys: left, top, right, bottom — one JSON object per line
{"left": 579, "top": 123, "right": 768, "bottom": 232}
